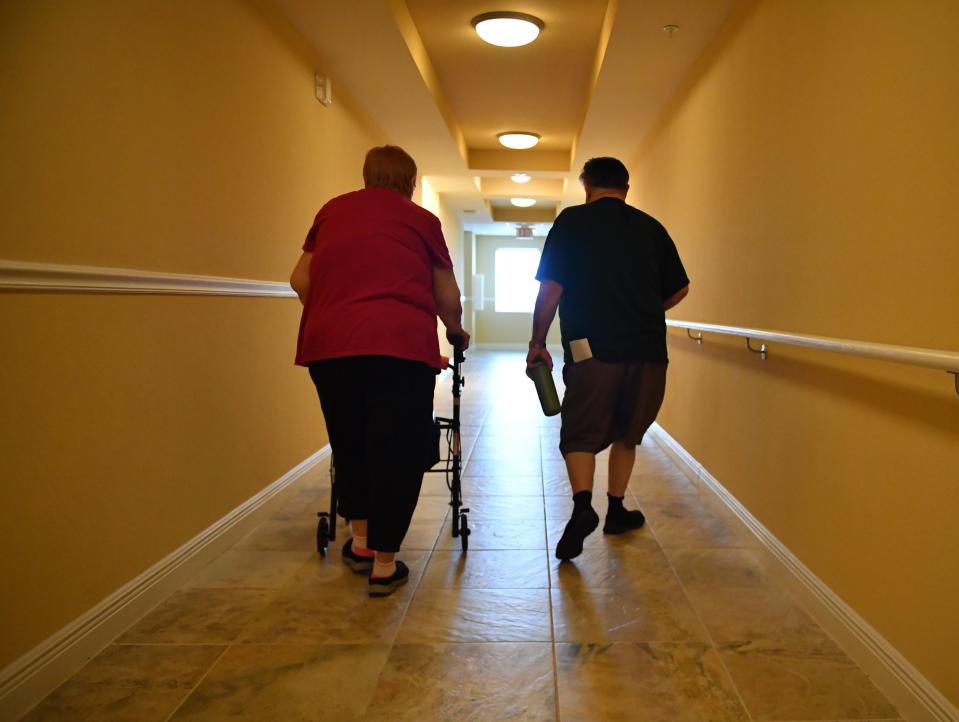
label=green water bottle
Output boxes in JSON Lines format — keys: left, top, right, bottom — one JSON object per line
{"left": 529, "top": 363, "right": 561, "bottom": 416}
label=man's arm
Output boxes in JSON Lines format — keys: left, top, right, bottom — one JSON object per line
{"left": 664, "top": 284, "right": 689, "bottom": 311}
{"left": 527, "top": 279, "right": 564, "bottom": 371}
{"left": 432, "top": 266, "right": 470, "bottom": 350}
{"left": 290, "top": 252, "right": 312, "bottom": 305}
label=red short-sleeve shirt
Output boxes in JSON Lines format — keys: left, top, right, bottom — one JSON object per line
{"left": 295, "top": 187, "right": 453, "bottom": 370}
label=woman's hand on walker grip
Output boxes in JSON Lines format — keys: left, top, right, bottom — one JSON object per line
{"left": 446, "top": 327, "right": 471, "bottom": 351}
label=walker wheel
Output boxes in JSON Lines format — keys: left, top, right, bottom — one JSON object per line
{"left": 316, "top": 513, "right": 330, "bottom": 556}
{"left": 459, "top": 513, "right": 469, "bottom": 552}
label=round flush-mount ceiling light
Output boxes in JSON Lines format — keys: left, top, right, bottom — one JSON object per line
{"left": 472, "top": 12, "right": 544, "bottom": 47}
{"left": 510, "top": 197, "right": 536, "bottom": 207}
{"left": 498, "top": 132, "right": 540, "bottom": 150}
{"left": 511, "top": 172, "right": 531, "bottom": 183}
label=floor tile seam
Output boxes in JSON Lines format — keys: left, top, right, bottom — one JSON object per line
{"left": 395, "top": 631, "right": 556, "bottom": 642}
{"left": 658, "top": 535, "right": 757, "bottom": 721}
{"left": 381, "top": 570, "right": 432, "bottom": 655}
{"left": 222, "top": 640, "right": 402, "bottom": 647}
{"left": 549, "top": 638, "right": 722, "bottom": 647}
{"left": 407, "top": 584, "right": 553, "bottom": 593}
{"left": 656, "top": 543, "right": 753, "bottom": 553}
{"left": 182, "top": 584, "right": 305, "bottom": 592}
{"left": 346, "top": 639, "right": 396, "bottom": 720}
{"left": 548, "top": 604, "right": 563, "bottom": 722}
{"left": 438, "top": 542, "right": 549, "bottom": 552}
{"left": 387, "top": 641, "right": 556, "bottom": 650}
{"left": 417, "top": 586, "right": 555, "bottom": 591}
{"left": 161, "top": 643, "right": 230, "bottom": 722}
{"left": 128, "top": 584, "right": 284, "bottom": 650}
{"left": 396, "top": 511, "right": 446, "bottom": 634}
{"left": 460, "top": 493, "right": 549, "bottom": 498}
{"left": 457, "top": 497, "right": 547, "bottom": 503}
{"left": 114, "top": 641, "right": 240, "bottom": 647}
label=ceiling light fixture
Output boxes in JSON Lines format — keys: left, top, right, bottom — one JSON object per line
{"left": 511, "top": 172, "right": 531, "bottom": 184}
{"left": 498, "top": 132, "right": 540, "bottom": 150}
{"left": 471, "top": 12, "right": 544, "bottom": 47}
{"left": 510, "top": 197, "right": 536, "bottom": 207}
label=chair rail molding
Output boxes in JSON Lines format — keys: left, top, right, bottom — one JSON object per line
{"left": 0, "top": 259, "right": 297, "bottom": 297}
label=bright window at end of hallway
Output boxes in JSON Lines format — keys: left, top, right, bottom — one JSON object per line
{"left": 494, "top": 247, "right": 541, "bottom": 313}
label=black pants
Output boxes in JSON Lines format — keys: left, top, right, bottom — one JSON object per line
{"left": 308, "top": 356, "right": 436, "bottom": 552}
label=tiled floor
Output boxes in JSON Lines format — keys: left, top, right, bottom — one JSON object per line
{"left": 23, "top": 351, "right": 901, "bottom": 721}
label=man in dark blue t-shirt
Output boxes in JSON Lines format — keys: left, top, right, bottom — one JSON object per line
{"left": 528, "top": 156, "right": 690, "bottom": 561}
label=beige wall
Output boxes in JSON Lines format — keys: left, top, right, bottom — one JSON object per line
{"left": 0, "top": 0, "right": 382, "bottom": 666}
{"left": 419, "top": 177, "right": 465, "bottom": 357}
{"left": 632, "top": 0, "right": 959, "bottom": 704}
{"left": 474, "top": 234, "right": 562, "bottom": 346}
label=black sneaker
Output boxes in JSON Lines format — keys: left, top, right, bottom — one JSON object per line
{"left": 555, "top": 507, "right": 600, "bottom": 561}
{"left": 368, "top": 561, "right": 410, "bottom": 597}
{"left": 603, "top": 507, "right": 646, "bottom": 535}
{"left": 342, "top": 538, "right": 374, "bottom": 573}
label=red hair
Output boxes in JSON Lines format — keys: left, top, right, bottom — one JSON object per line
{"left": 363, "top": 145, "right": 417, "bottom": 198}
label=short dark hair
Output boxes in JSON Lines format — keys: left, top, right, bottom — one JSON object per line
{"left": 579, "top": 157, "right": 629, "bottom": 190}
{"left": 363, "top": 145, "right": 417, "bottom": 198}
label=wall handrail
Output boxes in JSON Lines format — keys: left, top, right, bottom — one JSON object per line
{"left": 0, "top": 259, "right": 296, "bottom": 298}
{"left": 666, "top": 320, "right": 959, "bottom": 394}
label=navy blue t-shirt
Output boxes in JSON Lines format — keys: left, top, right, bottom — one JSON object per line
{"left": 535, "top": 197, "right": 689, "bottom": 364}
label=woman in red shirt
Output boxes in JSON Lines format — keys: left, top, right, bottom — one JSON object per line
{"left": 290, "top": 145, "right": 469, "bottom": 596}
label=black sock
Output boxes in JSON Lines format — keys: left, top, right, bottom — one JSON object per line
{"left": 572, "top": 490, "right": 593, "bottom": 513}
{"left": 607, "top": 494, "right": 627, "bottom": 519}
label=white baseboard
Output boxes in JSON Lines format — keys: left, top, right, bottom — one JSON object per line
{"left": 647, "top": 423, "right": 958, "bottom": 722}
{"left": 0, "top": 446, "right": 331, "bottom": 721}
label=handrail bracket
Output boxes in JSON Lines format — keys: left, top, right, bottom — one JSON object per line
{"left": 950, "top": 371, "right": 959, "bottom": 396}
{"left": 746, "top": 337, "right": 767, "bottom": 360}
{"left": 687, "top": 328, "right": 703, "bottom": 344}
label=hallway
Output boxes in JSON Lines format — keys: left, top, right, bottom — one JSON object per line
{"left": 23, "top": 352, "right": 899, "bottom": 721}
{"left": 3, "top": 1, "right": 959, "bottom": 719}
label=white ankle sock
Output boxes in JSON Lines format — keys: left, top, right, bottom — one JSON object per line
{"left": 372, "top": 559, "right": 397, "bottom": 578}
{"left": 353, "top": 535, "right": 369, "bottom": 551}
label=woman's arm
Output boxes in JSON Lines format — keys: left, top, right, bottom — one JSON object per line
{"left": 432, "top": 266, "right": 470, "bottom": 349}
{"left": 290, "top": 252, "right": 312, "bottom": 305}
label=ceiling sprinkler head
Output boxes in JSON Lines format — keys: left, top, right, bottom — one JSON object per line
{"left": 663, "top": 24, "right": 680, "bottom": 38}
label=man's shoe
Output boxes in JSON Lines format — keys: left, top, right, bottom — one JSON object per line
{"left": 603, "top": 507, "right": 646, "bottom": 535}
{"left": 342, "top": 538, "right": 374, "bottom": 573}
{"left": 369, "top": 561, "right": 410, "bottom": 597}
{"left": 555, "top": 507, "right": 600, "bottom": 560}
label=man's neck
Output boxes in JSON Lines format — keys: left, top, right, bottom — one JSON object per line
{"left": 586, "top": 189, "right": 627, "bottom": 203}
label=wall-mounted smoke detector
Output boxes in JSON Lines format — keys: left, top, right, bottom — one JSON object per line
{"left": 315, "top": 73, "right": 332, "bottom": 106}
